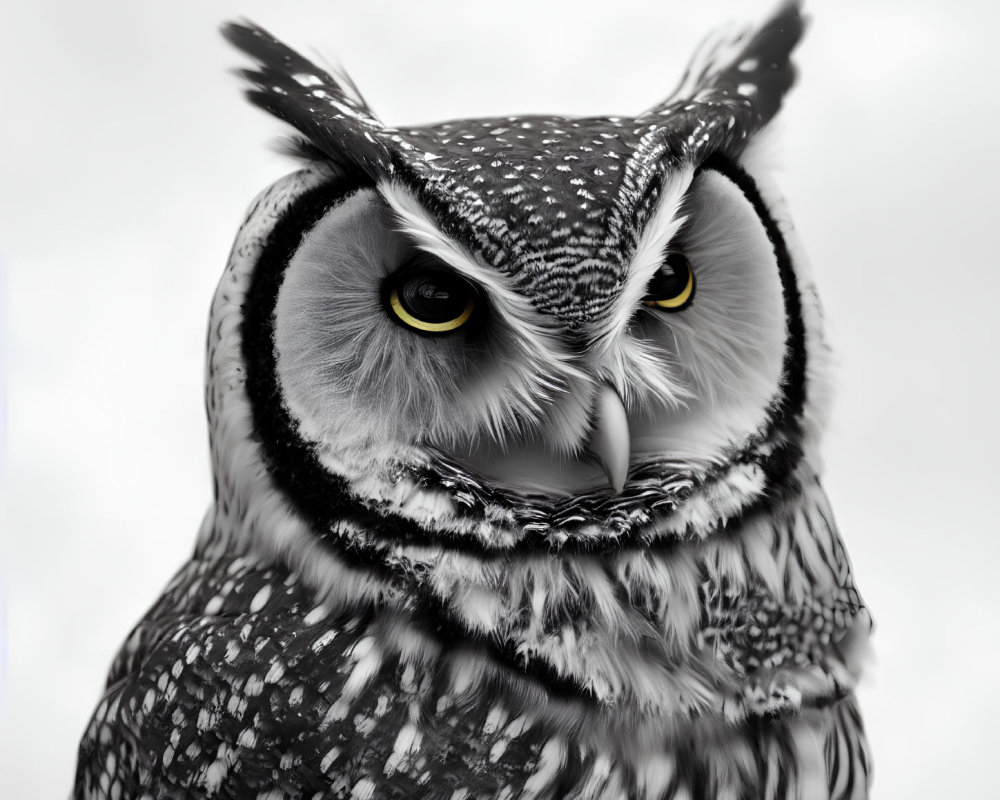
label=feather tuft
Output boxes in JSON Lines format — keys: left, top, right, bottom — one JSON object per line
{"left": 222, "top": 20, "right": 393, "bottom": 180}
{"left": 638, "top": 0, "right": 806, "bottom": 158}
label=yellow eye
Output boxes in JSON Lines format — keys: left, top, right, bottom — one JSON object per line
{"left": 387, "top": 269, "right": 476, "bottom": 333}
{"left": 643, "top": 253, "right": 695, "bottom": 311}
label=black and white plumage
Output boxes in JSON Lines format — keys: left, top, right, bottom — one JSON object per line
{"left": 75, "top": 3, "right": 873, "bottom": 798}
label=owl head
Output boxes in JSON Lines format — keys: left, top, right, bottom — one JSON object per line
{"left": 203, "top": 2, "right": 830, "bottom": 575}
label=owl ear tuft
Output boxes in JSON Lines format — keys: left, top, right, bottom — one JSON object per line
{"left": 639, "top": 1, "right": 806, "bottom": 156}
{"left": 222, "top": 20, "right": 394, "bottom": 180}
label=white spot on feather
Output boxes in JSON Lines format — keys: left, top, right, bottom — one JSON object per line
{"left": 384, "top": 722, "right": 423, "bottom": 775}
{"left": 311, "top": 629, "right": 337, "bottom": 652}
{"left": 303, "top": 605, "right": 328, "bottom": 625}
{"left": 522, "top": 738, "right": 566, "bottom": 798}
{"left": 350, "top": 777, "right": 377, "bottom": 800}
{"left": 236, "top": 728, "right": 257, "bottom": 749}
{"left": 226, "top": 695, "right": 247, "bottom": 718}
{"left": 320, "top": 698, "right": 350, "bottom": 728}
{"left": 292, "top": 73, "right": 323, "bottom": 87}
{"left": 204, "top": 595, "right": 223, "bottom": 615}
{"left": 483, "top": 704, "right": 508, "bottom": 735}
{"left": 264, "top": 660, "right": 285, "bottom": 683}
{"left": 196, "top": 708, "right": 216, "bottom": 731}
{"left": 344, "top": 638, "right": 382, "bottom": 697}
{"left": 489, "top": 738, "right": 509, "bottom": 763}
{"left": 320, "top": 746, "right": 341, "bottom": 773}
{"left": 249, "top": 585, "right": 271, "bottom": 613}
{"left": 203, "top": 760, "right": 227, "bottom": 792}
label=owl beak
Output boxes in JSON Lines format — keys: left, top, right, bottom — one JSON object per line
{"left": 589, "top": 384, "right": 630, "bottom": 495}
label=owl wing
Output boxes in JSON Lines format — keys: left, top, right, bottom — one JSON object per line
{"left": 74, "top": 556, "right": 554, "bottom": 800}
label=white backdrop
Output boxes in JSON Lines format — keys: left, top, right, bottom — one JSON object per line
{"left": 2, "top": 1, "right": 997, "bottom": 796}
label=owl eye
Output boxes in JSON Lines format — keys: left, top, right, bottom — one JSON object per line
{"left": 386, "top": 267, "right": 476, "bottom": 333}
{"left": 643, "top": 253, "right": 695, "bottom": 311}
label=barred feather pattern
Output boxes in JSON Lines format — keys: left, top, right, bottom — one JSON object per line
{"left": 76, "top": 506, "right": 870, "bottom": 799}
{"left": 310, "top": 471, "right": 870, "bottom": 718}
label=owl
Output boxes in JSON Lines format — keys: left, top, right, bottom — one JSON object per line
{"left": 75, "top": 3, "right": 872, "bottom": 799}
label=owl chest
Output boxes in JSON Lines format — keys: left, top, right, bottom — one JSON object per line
{"left": 76, "top": 558, "right": 582, "bottom": 798}
{"left": 78, "top": 497, "right": 868, "bottom": 799}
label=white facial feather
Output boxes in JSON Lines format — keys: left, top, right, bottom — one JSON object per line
{"left": 378, "top": 180, "right": 594, "bottom": 455}
{"left": 594, "top": 165, "right": 693, "bottom": 355}
{"left": 594, "top": 167, "right": 695, "bottom": 414}
{"left": 273, "top": 188, "right": 591, "bottom": 490}
{"left": 628, "top": 168, "right": 787, "bottom": 465}
{"left": 271, "top": 162, "right": 792, "bottom": 502}
{"left": 738, "top": 128, "right": 836, "bottom": 473}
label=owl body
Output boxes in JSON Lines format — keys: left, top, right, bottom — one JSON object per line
{"left": 76, "top": 4, "right": 872, "bottom": 798}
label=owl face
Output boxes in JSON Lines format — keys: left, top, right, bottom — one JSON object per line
{"left": 219, "top": 6, "right": 821, "bottom": 552}
{"left": 274, "top": 161, "right": 788, "bottom": 492}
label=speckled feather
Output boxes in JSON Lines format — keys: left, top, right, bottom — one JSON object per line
{"left": 77, "top": 537, "right": 868, "bottom": 798}
{"left": 222, "top": 3, "right": 802, "bottom": 326}
{"left": 76, "top": 3, "right": 873, "bottom": 798}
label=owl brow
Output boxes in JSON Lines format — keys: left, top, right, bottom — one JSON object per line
{"left": 376, "top": 179, "right": 588, "bottom": 382}
{"left": 376, "top": 181, "right": 510, "bottom": 290}
{"left": 590, "top": 166, "right": 694, "bottom": 354}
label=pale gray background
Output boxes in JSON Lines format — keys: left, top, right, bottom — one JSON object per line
{"left": 2, "top": 0, "right": 997, "bottom": 796}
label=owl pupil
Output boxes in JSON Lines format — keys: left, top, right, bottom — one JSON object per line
{"left": 397, "top": 271, "right": 471, "bottom": 324}
{"left": 643, "top": 252, "right": 695, "bottom": 311}
{"left": 646, "top": 253, "right": 689, "bottom": 297}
